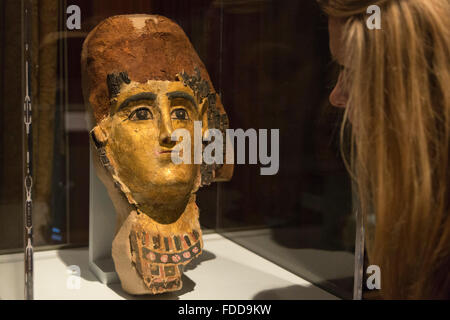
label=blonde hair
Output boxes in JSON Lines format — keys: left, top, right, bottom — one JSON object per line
{"left": 320, "top": 0, "right": 450, "bottom": 299}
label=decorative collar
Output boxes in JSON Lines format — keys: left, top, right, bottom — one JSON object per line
{"left": 129, "top": 202, "right": 203, "bottom": 293}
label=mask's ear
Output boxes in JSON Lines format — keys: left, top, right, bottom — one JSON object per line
{"left": 89, "top": 124, "right": 112, "bottom": 169}
{"left": 199, "top": 93, "right": 233, "bottom": 185}
{"left": 90, "top": 125, "right": 107, "bottom": 149}
{"left": 212, "top": 94, "right": 234, "bottom": 182}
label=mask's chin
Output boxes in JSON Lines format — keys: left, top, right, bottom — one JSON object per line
{"left": 129, "top": 173, "right": 198, "bottom": 224}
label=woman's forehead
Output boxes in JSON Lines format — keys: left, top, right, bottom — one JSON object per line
{"left": 328, "top": 17, "right": 345, "bottom": 66}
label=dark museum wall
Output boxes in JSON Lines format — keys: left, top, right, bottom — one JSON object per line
{"left": 0, "top": 0, "right": 23, "bottom": 251}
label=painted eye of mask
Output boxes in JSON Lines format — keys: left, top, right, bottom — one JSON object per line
{"left": 171, "top": 108, "right": 189, "bottom": 120}
{"left": 129, "top": 107, "right": 153, "bottom": 121}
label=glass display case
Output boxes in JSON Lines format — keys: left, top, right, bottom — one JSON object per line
{"left": 0, "top": 0, "right": 356, "bottom": 300}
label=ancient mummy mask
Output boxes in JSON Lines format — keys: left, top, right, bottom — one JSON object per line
{"left": 81, "top": 14, "right": 232, "bottom": 295}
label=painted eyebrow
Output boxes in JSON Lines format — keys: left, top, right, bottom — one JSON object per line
{"left": 167, "top": 91, "right": 197, "bottom": 108}
{"left": 117, "top": 92, "right": 156, "bottom": 111}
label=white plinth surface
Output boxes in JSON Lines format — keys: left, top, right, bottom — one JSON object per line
{"left": 0, "top": 233, "right": 338, "bottom": 300}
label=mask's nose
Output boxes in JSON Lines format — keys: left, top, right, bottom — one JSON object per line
{"left": 158, "top": 97, "right": 176, "bottom": 148}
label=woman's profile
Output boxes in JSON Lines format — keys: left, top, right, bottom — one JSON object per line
{"left": 320, "top": 0, "right": 449, "bottom": 299}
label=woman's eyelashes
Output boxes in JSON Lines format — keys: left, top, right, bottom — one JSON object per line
{"left": 171, "top": 108, "right": 189, "bottom": 120}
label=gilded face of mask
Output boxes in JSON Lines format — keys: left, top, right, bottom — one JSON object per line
{"left": 98, "top": 79, "right": 206, "bottom": 224}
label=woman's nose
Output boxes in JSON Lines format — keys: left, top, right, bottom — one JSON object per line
{"left": 329, "top": 74, "right": 348, "bottom": 108}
